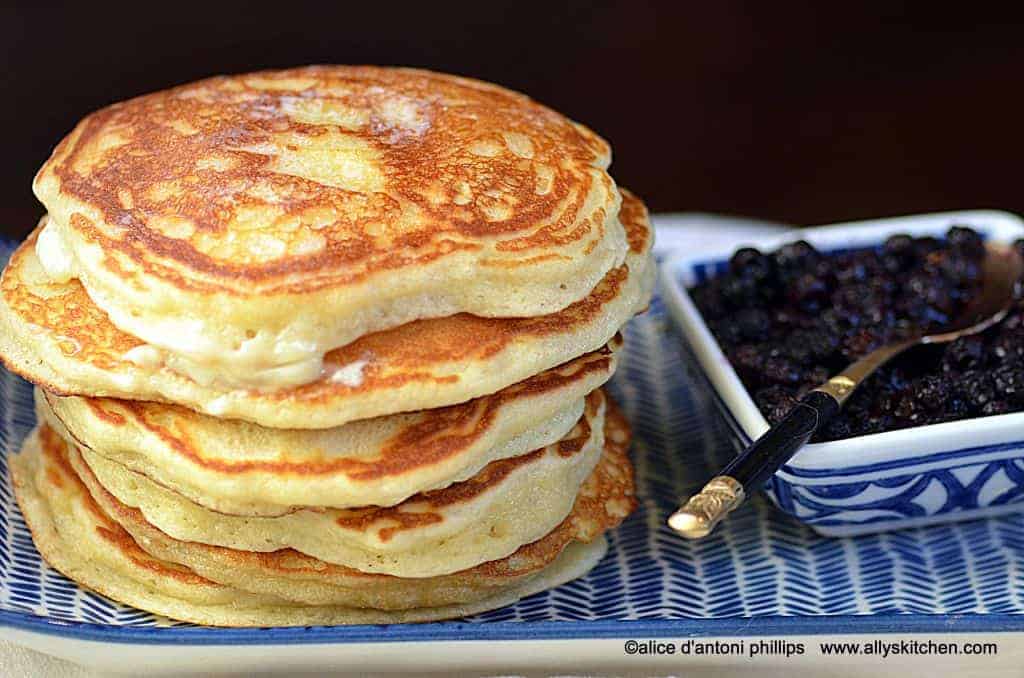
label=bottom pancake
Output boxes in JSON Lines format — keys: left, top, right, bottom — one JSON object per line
{"left": 10, "top": 405, "right": 635, "bottom": 625}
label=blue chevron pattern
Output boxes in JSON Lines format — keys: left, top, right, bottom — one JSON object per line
{"left": 1, "top": 240, "right": 1024, "bottom": 637}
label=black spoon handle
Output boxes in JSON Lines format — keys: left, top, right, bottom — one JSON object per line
{"left": 668, "top": 386, "right": 845, "bottom": 539}
{"left": 669, "top": 338, "right": 920, "bottom": 540}
{"left": 723, "top": 390, "right": 840, "bottom": 494}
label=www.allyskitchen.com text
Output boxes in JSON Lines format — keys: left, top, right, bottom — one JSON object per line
{"left": 819, "top": 639, "right": 997, "bottom": 657}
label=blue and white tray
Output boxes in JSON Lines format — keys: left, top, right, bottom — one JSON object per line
{"left": 1, "top": 219, "right": 1023, "bottom": 675}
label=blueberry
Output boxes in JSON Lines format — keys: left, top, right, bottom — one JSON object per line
{"left": 735, "top": 308, "right": 772, "bottom": 340}
{"left": 820, "top": 417, "right": 855, "bottom": 441}
{"left": 883, "top": 234, "right": 915, "bottom": 256}
{"left": 895, "top": 395, "right": 919, "bottom": 419}
{"left": 864, "top": 413, "right": 895, "bottom": 433}
{"left": 763, "top": 355, "right": 803, "bottom": 385}
{"left": 805, "top": 365, "right": 831, "bottom": 386}
{"left": 818, "top": 309, "right": 851, "bottom": 335}
{"left": 993, "top": 365, "right": 1024, "bottom": 402}
{"left": 836, "top": 258, "right": 870, "bottom": 284}
{"left": 844, "top": 409, "right": 879, "bottom": 436}
{"left": 1002, "top": 311, "right": 1023, "bottom": 331}
{"left": 833, "top": 284, "right": 876, "bottom": 311}
{"left": 690, "top": 282, "right": 728, "bottom": 319}
{"left": 876, "top": 387, "right": 902, "bottom": 415}
{"left": 913, "top": 375, "right": 953, "bottom": 409}
{"left": 789, "top": 273, "right": 831, "bottom": 313}
{"left": 947, "top": 226, "right": 985, "bottom": 257}
{"left": 842, "top": 329, "right": 884, "bottom": 360}
{"left": 755, "top": 385, "right": 798, "bottom": 424}
{"left": 710, "top": 318, "right": 744, "bottom": 345}
{"left": 913, "top": 235, "right": 944, "bottom": 257}
{"left": 906, "top": 273, "right": 956, "bottom": 314}
{"left": 958, "top": 370, "right": 996, "bottom": 409}
{"left": 720, "top": 276, "right": 759, "bottom": 307}
{"left": 992, "top": 330, "right": 1024, "bottom": 362}
{"left": 938, "top": 255, "right": 981, "bottom": 285}
{"left": 786, "top": 328, "right": 839, "bottom": 364}
{"left": 729, "top": 344, "right": 765, "bottom": 381}
{"left": 943, "top": 336, "right": 986, "bottom": 372}
{"left": 982, "top": 401, "right": 1012, "bottom": 416}
{"left": 772, "top": 308, "right": 798, "bottom": 328}
{"left": 774, "top": 240, "right": 820, "bottom": 277}
{"left": 884, "top": 367, "right": 911, "bottom": 392}
{"left": 937, "top": 397, "right": 970, "bottom": 422}
{"left": 729, "top": 247, "right": 775, "bottom": 283}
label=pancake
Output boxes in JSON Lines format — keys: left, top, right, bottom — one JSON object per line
{"left": 12, "top": 426, "right": 613, "bottom": 625}
{"left": 0, "top": 192, "right": 652, "bottom": 428}
{"left": 53, "top": 391, "right": 607, "bottom": 578}
{"left": 66, "top": 402, "right": 632, "bottom": 608}
{"left": 32, "top": 65, "right": 627, "bottom": 390}
{"left": 38, "top": 344, "right": 616, "bottom": 514}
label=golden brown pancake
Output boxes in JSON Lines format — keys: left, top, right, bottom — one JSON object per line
{"left": 55, "top": 391, "right": 608, "bottom": 577}
{"left": 0, "top": 192, "right": 653, "bottom": 428}
{"left": 10, "top": 405, "right": 634, "bottom": 624}
{"left": 32, "top": 66, "right": 628, "bottom": 389}
{"left": 12, "top": 423, "right": 611, "bottom": 625}
{"left": 38, "top": 346, "right": 616, "bottom": 514}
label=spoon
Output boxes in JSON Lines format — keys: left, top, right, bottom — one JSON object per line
{"left": 668, "top": 243, "right": 1024, "bottom": 539}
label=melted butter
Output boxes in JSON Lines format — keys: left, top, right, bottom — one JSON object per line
{"left": 327, "top": 358, "right": 369, "bottom": 388}
{"left": 164, "top": 349, "right": 324, "bottom": 391}
{"left": 205, "top": 394, "right": 233, "bottom": 416}
{"left": 35, "top": 219, "right": 76, "bottom": 283}
{"left": 122, "top": 344, "right": 164, "bottom": 369}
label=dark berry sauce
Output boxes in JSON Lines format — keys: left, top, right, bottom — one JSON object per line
{"left": 689, "top": 226, "right": 1024, "bottom": 442}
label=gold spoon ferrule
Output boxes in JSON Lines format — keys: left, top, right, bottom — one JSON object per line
{"left": 668, "top": 476, "right": 745, "bottom": 539}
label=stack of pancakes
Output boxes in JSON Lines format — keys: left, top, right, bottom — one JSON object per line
{"left": 0, "top": 66, "right": 654, "bottom": 626}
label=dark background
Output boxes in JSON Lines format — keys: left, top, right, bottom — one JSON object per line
{"left": 3, "top": 3, "right": 1023, "bottom": 238}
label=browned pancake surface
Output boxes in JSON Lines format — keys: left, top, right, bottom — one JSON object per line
{"left": 35, "top": 66, "right": 613, "bottom": 295}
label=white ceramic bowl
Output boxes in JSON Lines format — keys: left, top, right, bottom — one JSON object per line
{"left": 660, "top": 211, "right": 1024, "bottom": 536}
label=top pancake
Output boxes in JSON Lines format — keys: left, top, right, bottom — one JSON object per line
{"left": 32, "top": 65, "right": 626, "bottom": 389}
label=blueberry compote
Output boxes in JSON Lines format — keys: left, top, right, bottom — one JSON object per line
{"left": 690, "top": 227, "right": 1024, "bottom": 442}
